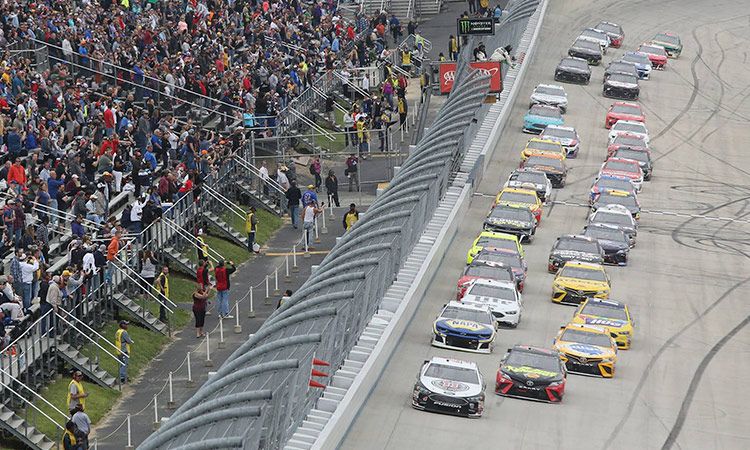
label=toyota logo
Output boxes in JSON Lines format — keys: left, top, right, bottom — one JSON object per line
{"left": 526, "top": 380, "right": 534, "bottom": 387}
{"left": 580, "top": 357, "right": 587, "bottom": 363}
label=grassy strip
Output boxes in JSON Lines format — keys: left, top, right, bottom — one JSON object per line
{"left": 220, "top": 208, "right": 283, "bottom": 247}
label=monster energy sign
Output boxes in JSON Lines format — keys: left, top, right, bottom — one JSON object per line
{"left": 457, "top": 18, "right": 495, "bottom": 36}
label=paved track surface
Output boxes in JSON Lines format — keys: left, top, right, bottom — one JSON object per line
{"left": 341, "top": 1, "right": 750, "bottom": 449}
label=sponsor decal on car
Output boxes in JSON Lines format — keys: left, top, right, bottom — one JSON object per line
{"left": 568, "top": 343, "right": 604, "bottom": 355}
{"left": 503, "top": 365, "right": 557, "bottom": 377}
{"left": 584, "top": 317, "right": 625, "bottom": 327}
{"left": 440, "top": 319, "right": 486, "bottom": 332}
{"left": 430, "top": 379, "right": 470, "bottom": 392}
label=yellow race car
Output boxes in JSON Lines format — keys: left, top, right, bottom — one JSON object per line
{"left": 520, "top": 138, "right": 566, "bottom": 162}
{"left": 466, "top": 231, "right": 524, "bottom": 264}
{"left": 571, "top": 298, "right": 634, "bottom": 349}
{"left": 551, "top": 261, "right": 610, "bottom": 305}
{"left": 494, "top": 187, "right": 543, "bottom": 224}
{"left": 554, "top": 323, "right": 618, "bottom": 377}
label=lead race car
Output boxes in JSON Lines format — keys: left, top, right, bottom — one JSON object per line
{"left": 412, "top": 357, "right": 486, "bottom": 417}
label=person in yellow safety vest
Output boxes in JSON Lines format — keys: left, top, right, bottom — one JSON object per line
{"left": 398, "top": 96, "right": 408, "bottom": 126}
{"left": 67, "top": 371, "right": 88, "bottom": 415}
{"left": 62, "top": 421, "right": 78, "bottom": 450}
{"left": 115, "top": 320, "right": 134, "bottom": 384}
{"left": 196, "top": 228, "right": 209, "bottom": 262}
{"left": 343, "top": 203, "right": 359, "bottom": 230}
{"left": 154, "top": 266, "right": 170, "bottom": 323}
{"left": 415, "top": 33, "right": 425, "bottom": 52}
{"left": 448, "top": 35, "right": 459, "bottom": 60}
{"left": 245, "top": 206, "right": 259, "bottom": 253}
{"left": 401, "top": 49, "right": 412, "bottom": 68}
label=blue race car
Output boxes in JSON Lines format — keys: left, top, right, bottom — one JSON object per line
{"left": 523, "top": 104, "right": 564, "bottom": 134}
{"left": 432, "top": 301, "right": 496, "bottom": 354}
{"left": 620, "top": 52, "right": 652, "bottom": 80}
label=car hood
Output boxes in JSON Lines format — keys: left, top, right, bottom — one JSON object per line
{"left": 651, "top": 40, "right": 680, "bottom": 50}
{"left": 551, "top": 250, "right": 603, "bottom": 262}
{"left": 529, "top": 164, "right": 564, "bottom": 175}
{"left": 601, "top": 168, "right": 640, "bottom": 179}
{"left": 508, "top": 180, "right": 547, "bottom": 191}
{"left": 576, "top": 314, "right": 630, "bottom": 331}
{"left": 556, "top": 342, "right": 616, "bottom": 359}
{"left": 609, "top": 113, "right": 643, "bottom": 121}
{"left": 570, "top": 46, "right": 599, "bottom": 54}
{"left": 559, "top": 65, "right": 590, "bottom": 73}
{"left": 501, "top": 364, "right": 562, "bottom": 384}
{"left": 555, "top": 277, "right": 609, "bottom": 291}
{"left": 546, "top": 137, "right": 575, "bottom": 146}
{"left": 486, "top": 217, "right": 533, "bottom": 229}
{"left": 420, "top": 375, "right": 483, "bottom": 398}
{"left": 524, "top": 114, "right": 562, "bottom": 124}
{"left": 595, "top": 239, "right": 629, "bottom": 250}
{"left": 435, "top": 318, "right": 494, "bottom": 336}
{"left": 606, "top": 80, "right": 638, "bottom": 88}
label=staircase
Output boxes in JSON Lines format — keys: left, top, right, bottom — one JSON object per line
{"left": 162, "top": 246, "right": 198, "bottom": 277}
{"left": 110, "top": 293, "right": 169, "bottom": 335}
{"left": 56, "top": 343, "right": 118, "bottom": 389}
{"left": 235, "top": 178, "right": 284, "bottom": 216}
{"left": 0, "top": 404, "right": 56, "bottom": 450}
{"left": 202, "top": 211, "right": 248, "bottom": 249}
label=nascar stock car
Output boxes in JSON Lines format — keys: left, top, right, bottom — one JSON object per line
{"left": 504, "top": 168, "right": 552, "bottom": 202}
{"left": 520, "top": 138, "right": 565, "bottom": 161}
{"left": 588, "top": 204, "right": 637, "bottom": 245}
{"left": 432, "top": 301, "right": 496, "bottom": 353}
{"left": 571, "top": 298, "right": 634, "bottom": 349}
{"left": 579, "top": 28, "right": 611, "bottom": 53}
{"left": 495, "top": 345, "right": 567, "bottom": 403}
{"left": 472, "top": 248, "right": 527, "bottom": 292}
{"left": 461, "top": 278, "right": 522, "bottom": 327}
{"left": 548, "top": 234, "right": 604, "bottom": 273}
{"left": 603, "top": 73, "right": 640, "bottom": 101}
{"left": 605, "top": 101, "right": 645, "bottom": 128}
{"left": 520, "top": 154, "right": 567, "bottom": 188}
{"left": 604, "top": 60, "right": 639, "bottom": 81}
{"left": 608, "top": 120, "right": 650, "bottom": 145}
{"left": 583, "top": 223, "right": 631, "bottom": 266}
{"left": 523, "top": 104, "right": 564, "bottom": 134}
{"left": 466, "top": 231, "right": 524, "bottom": 264}
{"left": 607, "top": 133, "right": 650, "bottom": 158}
{"left": 553, "top": 323, "right": 618, "bottom": 377}
{"left": 554, "top": 56, "right": 592, "bottom": 84}
{"left": 456, "top": 260, "right": 515, "bottom": 299}
{"left": 483, "top": 204, "right": 537, "bottom": 242}
{"left": 638, "top": 42, "right": 668, "bottom": 69}
{"left": 494, "top": 187, "right": 543, "bottom": 224}
{"left": 551, "top": 261, "right": 611, "bottom": 306}
{"left": 529, "top": 84, "right": 568, "bottom": 113}
{"left": 651, "top": 32, "right": 682, "bottom": 58}
{"left": 591, "top": 189, "right": 641, "bottom": 220}
{"left": 590, "top": 175, "right": 637, "bottom": 203}
{"left": 611, "top": 147, "right": 653, "bottom": 180}
{"left": 568, "top": 37, "right": 602, "bottom": 65}
{"left": 599, "top": 157, "right": 644, "bottom": 191}
{"left": 621, "top": 51, "right": 653, "bottom": 79}
{"left": 595, "top": 21, "right": 624, "bottom": 48}
{"left": 539, "top": 125, "right": 581, "bottom": 158}
{"left": 412, "top": 357, "right": 486, "bottom": 417}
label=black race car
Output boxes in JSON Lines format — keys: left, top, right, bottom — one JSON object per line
{"left": 604, "top": 61, "right": 639, "bottom": 82}
{"left": 603, "top": 73, "right": 639, "bottom": 100}
{"left": 495, "top": 345, "right": 567, "bottom": 403}
{"left": 554, "top": 57, "right": 591, "bottom": 84}
{"left": 548, "top": 234, "right": 604, "bottom": 272}
{"left": 612, "top": 147, "right": 653, "bottom": 180}
{"left": 521, "top": 155, "right": 567, "bottom": 188}
{"left": 583, "top": 224, "right": 630, "bottom": 266}
{"left": 568, "top": 38, "right": 602, "bottom": 65}
{"left": 483, "top": 204, "right": 537, "bottom": 242}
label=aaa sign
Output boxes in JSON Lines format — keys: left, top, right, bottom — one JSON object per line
{"left": 439, "top": 61, "right": 503, "bottom": 94}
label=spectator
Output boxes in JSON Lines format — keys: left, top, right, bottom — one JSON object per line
{"left": 277, "top": 289, "right": 293, "bottom": 309}
{"left": 309, "top": 157, "right": 322, "bottom": 191}
{"left": 343, "top": 203, "right": 360, "bottom": 231}
{"left": 213, "top": 260, "right": 236, "bottom": 320}
{"left": 325, "top": 170, "right": 340, "bottom": 208}
{"left": 139, "top": 250, "right": 158, "bottom": 293}
{"left": 154, "top": 266, "right": 170, "bottom": 323}
{"left": 115, "top": 320, "right": 134, "bottom": 384}
{"left": 71, "top": 404, "right": 91, "bottom": 450}
{"left": 301, "top": 202, "right": 322, "bottom": 248}
{"left": 302, "top": 184, "right": 319, "bottom": 207}
{"left": 196, "top": 259, "right": 211, "bottom": 291}
{"left": 62, "top": 420, "right": 80, "bottom": 450}
{"left": 285, "top": 182, "right": 302, "bottom": 229}
{"left": 106, "top": 229, "right": 122, "bottom": 284}
{"left": 196, "top": 229, "right": 210, "bottom": 263}
{"left": 19, "top": 253, "right": 39, "bottom": 311}
{"left": 71, "top": 215, "right": 86, "bottom": 238}
{"left": 67, "top": 371, "right": 88, "bottom": 415}
{"left": 245, "top": 207, "right": 259, "bottom": 253}
{"left": 192, "top": 284, "right": 210, "bottom": 339}
{"left": 345, "top": 154, "right": 360, "bottom": 192}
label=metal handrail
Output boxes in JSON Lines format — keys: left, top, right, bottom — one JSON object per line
{"left": 0, "top": 378, "right": 65, "bottom": 434}
{"left": 111, "top": 258, "right": 176, "bottom": 311}
{"left": 310, "top": 85, "right": 350, "bottom": 116}
{"left": 201, "top": 185, "right": 246, "bottom": 220}
{"left": 0, "top": 367, "right": 68, "bottom": 420}
{"left": 2, "top": 308, "right": 54, "bottom": 354}
{"left": 159, "top": 217, "right": 223, "bottom": 263}
{"left": 0, "top": 192, "right": 100, "bottom": 230}
{"left": 56, "top": 312, "right": 127, "bottom": 363}
{"left": 232, "top": 155, "right": 286, "bottom": 196}
{"left": 333, "top": 70, "right": 371, "bottom": 99}
{"left": 287, "top": 108, "right": 335, "bottom": 140}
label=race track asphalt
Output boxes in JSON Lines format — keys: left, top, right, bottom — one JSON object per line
{"left": 340, "top": 0, "right": 750, "bottom": 449}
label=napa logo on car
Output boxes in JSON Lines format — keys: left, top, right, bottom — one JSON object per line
{"left": 567, "top": 343, "right": 604, "bottom": 355}
{"left": 439, "top": 319, "right": 487, "bottom": 332}
{"left": 584, "top": 317, "right": 625, "bottom": 327}
{"left": 431, "top": 379, "right": 469, "bottom": 393}
{"left": 504, "top": 365, "right": 557, "bottom": 378}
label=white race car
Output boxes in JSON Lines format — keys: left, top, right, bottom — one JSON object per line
{"left": 412, "top": 357, "right": 486, "bottom": 418}
{"left": 579, "top": 28, "right": 611, "bottom": 54}
{"left": 540, "top": 125, "right": 581, "bottom": 158}
{"left": 461, "top": 279, "right": 523, "bottom": 327}
{"left": 608, "top": 120, "right": 650, "bottom": 145}
{"left": 504, "top": 168, "right": 552, "bottom": 202}
{"left": 529, "top": 83, "right": 568, "bottom": 113}
{"left": 432, "top": 301, "right": 496, "bottom": 354}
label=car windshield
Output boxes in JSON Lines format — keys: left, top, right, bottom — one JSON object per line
{"left": 526, "top": 156, "right": 563, "bottom": 169}
{"left": 489, "top": 206, "right": 533, "bottom": 221}
{"left": 608, "top": 63, "right": 636, "bottom": 73}
{"left": 424, "top": 363, "right": 480, "bottom": 384}
{"left": 505, "top": 350, "right": 560, "bottom": 373}
{"left": 529, "top": 105, "right": 561, "bottom": 118}
{"left": 596, "top": 194, "right": 638, "bottom": 209}
{"left": 560, "top": 265, "right": 607, "bottom": 282}
{"left": 641, "top": 45, "right": 667, "bottom": 56}
{"left": 623, "top": 53, "right": 650, "bottom": 65}
{"left": 499, "top": 192, "right": 537, "bottom": 204}
{"left": 573, "top": 39, "right": 600, "bottom": 51}
{"left": 560, "top": 329, "right": 613, "bottom": 347}
{"left": 581, "top": 302, "right": 628, "bottom": 320}
{"left": 477, "top": 237, "right": 516, "bottom": 250}
{"left": 560, "top": 58, "right": 589, "bottom": 70}
{"left": 555, "top": 238, "right": 600, "bottom": 253}
{"left": 608, "top": 73, "right": 637, "bottom": 84}
{"left": 585, "top": 227, "right": 627, "bottom": 242}
{"left": 612, "top": 135, "right": 646, "bottom": 146}
{"left": 611, "top": 104, "right": 641, "bottom": 115}
{"left": 615, "top": 150, "right": 648, "bottom": 162}
{"left": 468, "top": 283, "right": 517, "bottom": 301}
{"left": 604, "top": 160, "right": 639, "bottom": 172}
{"left": 654, "top": 33, "right": 679, "bottom": 45}
{"left": 581, "top": 29, "right": 606, "bottom": 40}
{"left": 596, "top": 22, "right": 621, "bottom": 34}
{"left": 613, "top": 122, "right": 646, "bottom": 133}
{"left": 535, "top": 86, "right": 565, "bottom": 96}
{"left": 527, "top": 141, "right": 562, "bottom": 152}
{"left": 542, "top": 128, "right": 576, "bottom": 140}
{"left": 464, "top": 264, "right": 512, "bottom": 281}
{"left": 594, "top": 178, "right": 634, "bottom": 192}
{"left": 592, "top": 211, "right": 632, "bottom": 227}
{"left": 442, "top": 306, "right": 493, "bottom": 325}
{"left": 475, "top": 251, "right": 522, "bottom": 269}
{"left": 511, "top": 171, "right": 548, "bottom": 184}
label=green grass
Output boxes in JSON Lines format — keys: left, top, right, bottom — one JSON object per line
{"left": 31, "top": 377, "right": 121, "bottom": 441}
{"left": 184, "top": 234, "right": 250, "bottom": 267}
{"left": 80, "top": 322, "right": 169, "bottom": 380}
{"left": 220, "top": 208, "right": 283, "bottom": 246}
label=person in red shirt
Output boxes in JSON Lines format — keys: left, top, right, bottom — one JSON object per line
{"left": 7, "top": 158, "right": 26, "bottom": 192}
{"left": 103, "top": 105, "right": 115, "bottom": 136}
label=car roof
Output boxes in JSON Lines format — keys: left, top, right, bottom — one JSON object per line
{"left": 612, "top": 120, "right": 646, "bottom": 127}
{"left": 467, "top": 259, "right": 513, "bottom": 270}
{"left": 598, "top": 188, "right": 636, "bottom": 198}
{"left": 529, "top": 152, "right": 565, "bottom": 161}
{"left": 478, "top": 230, "right": 519, "bottom": 240}
{"left": 444, "top": 300, "right": 491, "bottom": 313}
{"left": 606, "top": 157, "right": 641, "bottom": 165}
{"left": 511, "top": 167, "right": 548, "bottom": 176}
{"left": 527, "top": 137, "right": 562, "bottom": 145}
{"left": 535, "top": 83, "right": 565, "bottom": 91}
{"left": 427, "top": 356, "right": 478, "bottom": 369}
{"left": 612, "top": 101, "right": 641, "bottom": 108}
{"left": 500, "top": 187, "right": 539, "bottom": 196}
{"left": 476, "top": 247, "right": 522, "bottom": 258}
{"left": 561, "top": 322, "right": 610, "bottom": 335}
{"left": 561, "top": 260, "right": 605, "bottom": 271}
{"left": 583, "top": 298, "right": 626, "bottom": 309}
{"left": 558, "top": 234, "right": 596, "bottom": 242}
{"left": 561, "top": 56, "right": 590, "bottom": 64}
{"left": 510, "top": 345, "right": 559, "bottom": 357}
{"left": 542, "top": 124, "right": 576, "bottom": 132}
{"left": 595, "top": 204, "right": 632, "bottom": 215}
{"left": 468, "top": 278, "right": 517, "bottom": 289}
{"left": 586, "top": 222, "right": 625, "bottom": 232}
{"left": 492, "top": 203, "right": 534, "bottom": 213}
{"left": 529, "top": 104, "right": 561, "bottom": 112}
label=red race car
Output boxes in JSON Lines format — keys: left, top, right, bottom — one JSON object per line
{"left": 638, "top": 43, "right": 668, "bottom": 69}
{"left": 599, "top": 157, "right": 644, "bottom": 191}
{"left": 605, "top": 101, "right": 645, "bottom": 128}
{"left": 456, "top": 261, "right": 515, "bottom": 299}
{"left": 607, "top": 133, "right": 649, "bottom": 157}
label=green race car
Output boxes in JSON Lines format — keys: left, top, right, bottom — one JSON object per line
{"left": 651, "top": 32, "right": 682, "bottom": 58}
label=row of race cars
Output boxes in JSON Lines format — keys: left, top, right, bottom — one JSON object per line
{"left": 412, "top": 23, "right": 681, "bottom": 417}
